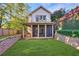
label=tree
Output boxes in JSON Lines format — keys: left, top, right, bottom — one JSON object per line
{"left": 51, "top": 8, "right": 65, "bottom": 21}
{"left": 5, "top": 3, "right": 29, "bottom": 38}
{"left": 0, "top": 3, "right": 15, "bottom": 29}
{"left": 0, "top": 4, "right": 7, "bottom": 28}
{"left": 0, "top": 8, "right": 3, "bottom": 28}
{"left": 14, "top": 3, "right": 29, "bottom": 38}
{"left": 62, "top": 15, "right": 79, "bottom": 30}
{"left": 0, "top": 3, "right": 29, "bottom": 37}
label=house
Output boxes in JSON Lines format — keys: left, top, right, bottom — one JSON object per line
{"left": 59, "top": 6, "right": 79, "bottom": 22}
{"left": 58, "top": 6, "right": 79, "bottom": 29}
{"left": 26, "top": 6, "right": 55, "bottom": 38}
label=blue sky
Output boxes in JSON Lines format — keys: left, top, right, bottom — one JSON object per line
{"left": 28, "top": 3, "right": 79, "bottom": 13}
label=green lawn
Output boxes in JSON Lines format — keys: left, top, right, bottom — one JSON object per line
{"left": 0, "top": 36, "right": 8, "bottom": 40}
{"left": 2, "top": 39, "right": 79, "bottom": 56}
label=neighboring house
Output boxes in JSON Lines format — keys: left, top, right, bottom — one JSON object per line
{"left": 58, "top": 6, "right": 79, "bottom": 28}
{"left": 59, "top": 6, "right": 79, "bottom": 22}
{"left": 26, "top": 6, "right": 55, "bottom": 38}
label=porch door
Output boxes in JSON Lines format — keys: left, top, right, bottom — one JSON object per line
{"left": 46, "top": 25, "right": 52, "bottom": 37}
{"left": 39, "top": 25, "right": 45, "bottom": 37}
{"left": 32, "top": 25, "right": 38, "bottom": 37}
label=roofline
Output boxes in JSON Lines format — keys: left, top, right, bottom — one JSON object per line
{"left": 58, "top": 6, "right": 79, "bottom": 22}
{"left": 29, "top": 6, "right": 52, "bottom": 16}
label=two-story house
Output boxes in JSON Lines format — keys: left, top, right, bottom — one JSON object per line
{"left": 26, "top": 6, "right": 54, "bottom": 38}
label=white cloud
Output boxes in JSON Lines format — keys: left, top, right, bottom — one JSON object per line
{"left": 47, "top": 3, "right": 79, "bottom": 13}
{"left": 28, "top": 3, "right": 79, "bottom": 13}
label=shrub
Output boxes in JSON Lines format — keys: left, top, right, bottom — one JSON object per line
{"left": 57, "top": 30, "right": 79, "bottom": 38}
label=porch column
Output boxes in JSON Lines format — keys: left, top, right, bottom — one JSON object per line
{"left": 45, "top": 24, "right": 47, "bottom": 38}
{"left": 52, "top": 24, "right": 53, "bottom": 38}
{"left": 31, "top": 25, "right": 33, "bottom": 38}
{"left": 38, "top": 24, "right": 39, "bottom": 37}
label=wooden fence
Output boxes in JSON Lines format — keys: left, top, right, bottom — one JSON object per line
{"left": 0, "top": 29, "right": 17, "bottom": 36}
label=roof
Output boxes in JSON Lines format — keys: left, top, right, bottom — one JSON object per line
{"left": 59, "top": 6, "right": 79, "bottom": 22}
{"left": 29, "top": 6, "right": 52, "bottom": 16}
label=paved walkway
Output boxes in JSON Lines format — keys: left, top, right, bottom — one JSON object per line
{"left": 0, "top": 35, "right": 21, "bottom": 55}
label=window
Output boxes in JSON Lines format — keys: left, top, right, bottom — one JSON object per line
{"left": 40, "top": 15, "right": 42, "bottom": 20}
{"left": 36, "top": 15, "right": 46, "bottom": 21}
{"left": 36, "top": 16, "right": 39, "bottom": 21}
{"left": 43, "top": 15, "right": 46, "bottom": 20}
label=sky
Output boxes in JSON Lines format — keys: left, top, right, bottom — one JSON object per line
{"left": 28, "top": 3, "right": 79, "bottom": 13}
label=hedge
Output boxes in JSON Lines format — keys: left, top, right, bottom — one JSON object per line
{"left": 57, "top": 30, "right": 79, "bottom": 38}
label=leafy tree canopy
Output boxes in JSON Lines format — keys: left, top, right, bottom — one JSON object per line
{"left": 0, "top": 3, "right": 29, "bottom": 31}
{"left": 51, "top": 8, "right": 65, "bottom": 21}
{"left": 62, "top": 14, "right": 79, "bottom": 30}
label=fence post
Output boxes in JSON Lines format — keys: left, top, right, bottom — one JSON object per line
{"left": 2, "top": 28, "right": 3, "bottom": 36}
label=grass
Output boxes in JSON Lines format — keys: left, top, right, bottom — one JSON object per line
{"left": 2, "top": 39, "right": 79, "bottom": 56}
{"left": 0, "top": 36, "right": 8, "bottom": 40}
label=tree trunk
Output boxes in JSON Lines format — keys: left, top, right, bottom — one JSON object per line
{"left": 22, "top": 27, "right": 25, "bottom": 38}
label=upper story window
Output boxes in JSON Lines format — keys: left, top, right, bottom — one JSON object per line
{"left": 36, "top": 15, "right": 46, "bottom": 22}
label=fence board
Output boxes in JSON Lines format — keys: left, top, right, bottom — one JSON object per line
{"left": 0, "top": 29, "right": 17, "bottom": 36}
